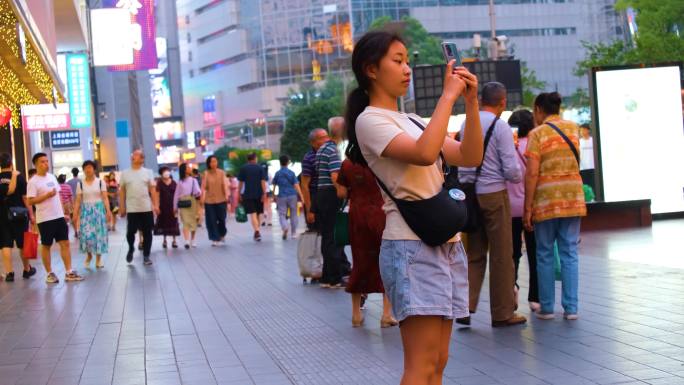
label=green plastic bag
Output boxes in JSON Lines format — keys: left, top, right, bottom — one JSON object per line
{"left": 553, "top": 241, "right": 562, "bottom": 281}
{"left": 236, "top": 205, "right": 248, "bottom": 223}
{"left": 583, "top": 184, "right": 595, "bottom": 202}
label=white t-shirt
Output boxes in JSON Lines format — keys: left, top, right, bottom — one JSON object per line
{"left": 356, "top": 106, "right": 453, "bottom": 241}
{"left": 579, "top": 137, "right": 594, "bottom": 171}
{"left": 120, "top": 167, "right": 155, "bottom": 213}
{"left": 76, "top": 178, "right": 106, "bottom": 204}
{"left": 27, "top": 173, "right": 65, "bottom": 224}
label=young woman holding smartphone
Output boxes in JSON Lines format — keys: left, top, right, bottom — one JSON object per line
{"left": 346, "top": 31, "right": 483, "bottom": 384}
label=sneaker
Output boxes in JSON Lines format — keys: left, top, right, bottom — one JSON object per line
{"left": 65, "top": 271, "right": 84, "bottom": 282}
{"left": 282, "top": 230, "right": 288, "bottom": 240}
{"left": 46, "top": 272, "right": 59, "bottom": 284}
{"left": 455, "top": 316, "right": 471, "bottom": 326}
{"left": 211, "top": 241, "right": 218, "bottom": 247}
{"left": 126, "top": 250, "right": 134, "bottom": 263}
{"left": 564, "top": 313, "right": 579, "bottom": 320}
{"left": 254, "top": 231, "right": 262, "bottom": 242}
{"left": 5, "top": 272, "right": 14, "bottom": 282}
{"left": 536, "top": 312, "right": 555, "bottom": 320}
{"left": 184, "top": 244, "right": 190, "bottom": 250}
{"left": 143, "top": 257, "right": 153, "bottom": 266}
{"left": 191, "top": 241, "right": 197, "bottom": 248}
{"left": 22, "top": 266, "right": 37, "bottom": 279}
{"left": 319, "top": 283, "right": 331, "bottom": 288}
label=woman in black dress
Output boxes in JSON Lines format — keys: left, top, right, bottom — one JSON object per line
{"left": 155, "top": 167, "right": 180, "bottom": 248}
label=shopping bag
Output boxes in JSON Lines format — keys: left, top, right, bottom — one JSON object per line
{"left": 23, "top": 232, "right": 38, "bottom": 259}
{"left": 235, "top": 205, "right": 248, "bottom": 223}
{"left": 334, "top": 211, "right": 349, "bottom": 246}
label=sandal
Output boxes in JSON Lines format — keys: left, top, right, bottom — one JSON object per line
{"left": 380, "top": 316, "right": 399, "bottom": 328}
{"left": 352, "top": 315, "right": 365, "bottom": 328}
{"left": 172, "top": 242, "right": 178, "bottom": 249}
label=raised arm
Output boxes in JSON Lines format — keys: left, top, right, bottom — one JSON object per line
{"left": 441, "top": 71, "right": 484, "bottom": 167}
{"left": 382, "top": 65, "right": 475, "bottom": 166}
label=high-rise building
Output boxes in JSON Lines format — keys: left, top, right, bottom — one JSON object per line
{"left": 354, "top": 0, "right": 627, "bottom": 95}
{"left": 177, "top": 0, "right": 352, "bottom": 152}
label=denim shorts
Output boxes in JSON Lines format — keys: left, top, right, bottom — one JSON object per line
{"left": 379, "top": 240, "right": 469, "bottom": 322}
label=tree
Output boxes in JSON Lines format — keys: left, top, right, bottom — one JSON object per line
{"left": 369, "top": 16, "right": 443, "bottom": 65}
{"left": 617, "top": 0, "right": 684, "bottom": 63}
{"left": 228, "top": 149, "right": 268, "bottom": 173}
{"left": 574, "top": 40, "right": 634, "bottom": 77}
{"left": 521, "top": 62, "right": 547, "bottom": 107}
{"left": 281, "top": 98, "right": 342, "bottom": 161}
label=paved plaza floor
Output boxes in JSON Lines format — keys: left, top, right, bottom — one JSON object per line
{"left": 0, "top": 216, "right": 683, "bottom": 385}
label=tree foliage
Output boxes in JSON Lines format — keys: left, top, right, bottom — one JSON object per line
{"left": 521, "top": 62, "right": 547, "bottom": 107}
{"left": 575, "top": 0, "right": 684, "bottom": 77}
{"left": 281, "top": 98, "right": 342, "bottom": 162}
{"left": 369, "top": 16, "right": 443, "bottom": 65}
{"left": 228, "top": 148, "right": 269, "bottom": 174}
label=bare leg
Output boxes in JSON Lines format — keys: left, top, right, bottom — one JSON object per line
{"left": 399, "top": 316, "right": 445, "bottom": 385}
{"left": 250, "top": 213, "right": 260, "bottom": 232}
{"left": 381, "top": 295, "right": 399, "bottom": 327}
{"left": 19, "top": 251, "right": 30, "bottom": 271}
{"left": 428, "top": 319, "right": 453, "bottom": 385}
{"left": 351, "top": 293, "right": 363, "bottom": 326}
{"left": 58, "top": 240, "right": 72, "bottom": 272}
{"left": 191, "top": 231, "right": 196, "bottom": 241}
{"left": 85, "top": 252, "right": 93, "bottom": 265}
{"left": 95, "top": 254, "right": 102, "bottom": 266}
{"left": 2, "top": 247, "right": 12, "bottom": 274}
{"left": 183, "top": 227, "right": 190, "bottom": 243}
{"left": 41, "top": 245, "right": 52, "bottom": 273}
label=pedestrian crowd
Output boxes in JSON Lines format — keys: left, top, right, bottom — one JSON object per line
{"left": 0, "top": 29, "right": 591, "bottom": 385}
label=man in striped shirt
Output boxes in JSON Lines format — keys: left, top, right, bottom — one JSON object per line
{"left": 315, "top": 135, "right": 347, "bottom": 288}
{"left": 301, "top": 129, "right": 328, "bottom": 230}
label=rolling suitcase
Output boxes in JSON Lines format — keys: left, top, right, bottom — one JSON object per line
{"left": 297, "top": 231, "right": 323, "bottom": 284}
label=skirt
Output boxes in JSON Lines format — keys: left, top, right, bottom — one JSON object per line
{"left": 179, "top": 195, "right": 199, "bottom": 232}
{"left": 78, "top": 201, "right": 109, "bottom": 255}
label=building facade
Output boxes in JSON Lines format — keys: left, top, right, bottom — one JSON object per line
{"left": 176, "top": 0, "right": 352, "bottom": 153}
{"left": 178, "top": 0, "right": 625, "bottom": 151}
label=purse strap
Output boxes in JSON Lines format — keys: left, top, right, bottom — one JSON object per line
{"left": 476, "top": 117, "right": 499, "bottom": 181}
{"left": 546, "top": 122, "right": 580, "bottom": 165}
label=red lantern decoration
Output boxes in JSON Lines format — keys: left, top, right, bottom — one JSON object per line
{"left": 0, "top": 106, "right": 11, "bottom": 126}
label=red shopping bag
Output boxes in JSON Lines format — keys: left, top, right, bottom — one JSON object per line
{"left": 23, "top": 232, "right": 38, "bottom": 259}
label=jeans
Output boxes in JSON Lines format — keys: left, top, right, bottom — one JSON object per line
{"left": 512, "top": 217, "right": 539, "bottom": 303}
{"left": 276, "top": 195, "right": 299, "bottom": 232}
{"left": 535, "top": 217, "right": 581, "bottom": 315}
{"left": 205, "top": 203, "right": 227, "bottom": 242}
{"left": 316, "top": 187, "right": 348, "bottom": 284}
{"left": 127, "top": 212, "right": 153, "bottom": 257}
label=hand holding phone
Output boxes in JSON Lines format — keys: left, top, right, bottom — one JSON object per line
{"left": 441, "top": 42, "right": 462, "bottom": 70}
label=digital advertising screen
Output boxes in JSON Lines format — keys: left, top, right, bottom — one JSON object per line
{"left": 103, "top": 0, "right": 158, "bottom": 71}
{"left": 593, "top": 64, "right": 684, "bottom": 214}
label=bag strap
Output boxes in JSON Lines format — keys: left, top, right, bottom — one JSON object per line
{"left": 515, "top": 147, "right": 527, "bottom": 167}
{"left": 546, "top": 122, "right": 580, "bottom": 165}
{"left": 475, "top": 117, "right": 499, "bottom": 181}
{"left": 407, "top": 117, "right": 449, "bottom": 176}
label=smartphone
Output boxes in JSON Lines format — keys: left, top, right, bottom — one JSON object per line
{"left": 441, "top": 42, "right": 462, "bottom": 68}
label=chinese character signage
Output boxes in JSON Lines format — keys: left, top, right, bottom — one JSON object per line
{"left": 202, "top": 95, "right": 218, "bottom": 126}
{"left": 66, "top": 54, "right": 92, "bottom": 128}
{"left": 21, "top": 103, "right": 71, "bottom": 131}
{"left": 104, "top": 0, "right": 158, "bottom": 71}
{"left": 50, "top": 130, "right": 81, "bottom": 149}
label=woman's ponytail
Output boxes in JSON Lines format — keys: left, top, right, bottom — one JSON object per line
{"left": 343, "top": 31, "right": 405, "bottom": 166}
{"left": 344, "top": 87, "right": 370, "bottom": 165}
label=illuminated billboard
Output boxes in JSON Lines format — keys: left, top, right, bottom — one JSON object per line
{"left": 593, "top": 64, "right": 684, "bottom": 214}
{"left": 154, "top": 119, "right": 183, "bottom": 142}
{"left": 103, "top": 0, "right": 158, "bottom": 71}
{"left": 21, "top": 103, "right": 70, "bottom": 131}
{"left": 66, "top": 53, "right": 92, "bottom": 128}
{"left": 91, "top": 8, "right": 134, "bottom": 66}
{"left": 150, "top": 38, "right": 172, "bottom": 118}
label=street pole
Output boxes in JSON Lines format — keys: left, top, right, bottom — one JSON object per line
{"left": 259, "top": 108, "right": 272, "bottom": 150}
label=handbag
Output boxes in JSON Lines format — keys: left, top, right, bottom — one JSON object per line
{"left": 458, "top": 116, "right": 499, "bottom": 233}
{"left": 23, "top": 232, "right": 38, "bottom": 259}
{"left": 371, "top": 117, "right": 479, "bottom": 247}
{"left": 334, "top": 201, "right": 349, "bottom": 246}
{"left": 8, "top": 206, "right": 29, "bottom": 222}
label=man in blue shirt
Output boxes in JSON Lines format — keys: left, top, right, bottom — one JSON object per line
{"left": 272, "top": 155, "right": 303, "bottom": 240}
{"left": 458, "top": 82, "right": 525, "bottom": 327}
{"left": 238, "top": 153, "right": 268, "bottom": 241}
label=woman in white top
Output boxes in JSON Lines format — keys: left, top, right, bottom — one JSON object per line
{"left": 346, "top": 31, "right": 483, "bottom": 383}
{"left": 73, "top": 160, "right": 112, "bottom": 268}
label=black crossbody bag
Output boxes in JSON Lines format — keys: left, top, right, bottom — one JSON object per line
{"left": 371, "top": 117, "right": 474, "bottom": 247}
{"left": 546, "top": 122, "right": 580, "bottom": 165}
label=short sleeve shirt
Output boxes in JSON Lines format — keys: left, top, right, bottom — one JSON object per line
{"left": 356, "top": 106, "right": 453, "bottom": 241}
{"left": 76, "top": 178, "right": 106, "bottom": 204}
{"left": 315, "top": 141, "right": 341, "bottom": 188}
{"left": 238, "top": 163, "right": 267, "bottom": 199}
{"left": 301, "top": 149, "right": 318, "bottom": 194}
{"left": 120, "top": 167, "right": 155, "bottom": 213}
{"left": 272, "top": 168, "right": 298, "bottom": 197}
{"left": 525, "top": 116, "right": 587, "bottom": 223}
{"left": 27, "top": 173, "right": 65, "bottom": 223}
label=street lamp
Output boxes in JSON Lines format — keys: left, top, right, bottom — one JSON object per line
{"left": 259, "top": 108, "right": 272, "bottom": 150}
